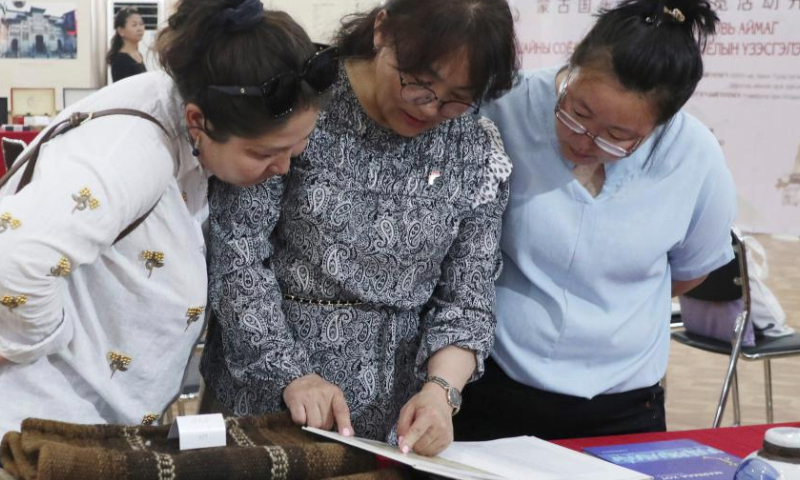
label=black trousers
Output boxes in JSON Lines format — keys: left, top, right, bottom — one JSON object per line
{"left": 454, "top": 358, "right": 666, "bottom": 441}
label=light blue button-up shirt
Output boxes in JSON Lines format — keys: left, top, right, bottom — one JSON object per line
{"left": 486, "top": 67, "right": 736, "bottom": 398}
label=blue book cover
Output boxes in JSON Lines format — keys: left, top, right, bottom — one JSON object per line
{"left": 584, "top": 439, "right": 741, "bottom": 480}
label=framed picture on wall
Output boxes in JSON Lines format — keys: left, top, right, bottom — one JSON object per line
{"left": 10, "top": 88, "right": 56, "bottom": 117}
{"left": 63, "top": 87, "right": 98, "bottom": 108}
{"left": 0, "top": 1, "right": 79, "bottom": 60}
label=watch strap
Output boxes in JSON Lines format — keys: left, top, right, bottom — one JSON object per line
{"left": 425, "top": 375, "right": 461, "bottom": 415}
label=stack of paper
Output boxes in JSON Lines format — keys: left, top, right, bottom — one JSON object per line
{"left": 304, "top": 427, "right": 651, "bottom": 480}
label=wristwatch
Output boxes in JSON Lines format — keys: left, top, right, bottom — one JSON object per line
{"left": 425, "top": 375, "right": 462, "bottom": 416}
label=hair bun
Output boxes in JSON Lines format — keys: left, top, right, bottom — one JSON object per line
{"left": 218, "top": 0, "right": 264, "bottom": 32}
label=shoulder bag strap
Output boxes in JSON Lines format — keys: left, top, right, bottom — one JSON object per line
{"left": 0, "top": 108, "right": 171, "bottom": 244}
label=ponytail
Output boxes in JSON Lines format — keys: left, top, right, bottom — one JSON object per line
{"left": 106, "top": 34, "right": 123, "bottom": 64}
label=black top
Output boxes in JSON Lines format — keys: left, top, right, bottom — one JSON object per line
{"left": 110, "top": 52, "right": 147, "bottom": 82}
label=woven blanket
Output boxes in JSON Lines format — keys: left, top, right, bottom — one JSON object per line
{"left": 0, "top": 413, "right": 411, "bottom": 480}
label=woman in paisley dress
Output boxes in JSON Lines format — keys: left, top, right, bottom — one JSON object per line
{"left": 201, "top": 0, "right": 519, "bottom": 456}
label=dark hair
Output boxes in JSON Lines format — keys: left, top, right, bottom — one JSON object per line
{"left": 335, "top": 0, "right": 519, "bottom": 102}
{"left": 571, "top": 0, "right": 719, "bottom": 124}
{"left": 156, "top": 0, "right": 322, "bottom": 142}
{"left": 106, "top": 7, "right": 141, "bottom": 65}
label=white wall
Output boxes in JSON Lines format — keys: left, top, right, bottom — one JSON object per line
{"left": 268, "top": 0, "right": 380, "bottom": 44}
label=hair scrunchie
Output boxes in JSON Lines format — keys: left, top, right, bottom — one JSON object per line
{"left": 219, "top": 0, "right": 264, "bottom": 32}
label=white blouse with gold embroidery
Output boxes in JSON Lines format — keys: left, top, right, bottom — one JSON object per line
{"left": 0, "top": 72, "right": 208, "bottom": 437}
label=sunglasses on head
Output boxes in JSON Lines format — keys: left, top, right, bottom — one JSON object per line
{"left": 208, "top": 44, "right": 339, "bottom": 118}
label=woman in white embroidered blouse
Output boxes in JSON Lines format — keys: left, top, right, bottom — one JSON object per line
{"left": 0, "top": 0, "right": 336, "bottom": 438}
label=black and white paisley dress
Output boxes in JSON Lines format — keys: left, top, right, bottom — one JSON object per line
{"left": 201, "top": 67, "right": 512, "bottom": 442}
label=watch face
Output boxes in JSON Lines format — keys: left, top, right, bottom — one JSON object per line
{"left": 448, "top": 387, "right": 462, "bottom": 408}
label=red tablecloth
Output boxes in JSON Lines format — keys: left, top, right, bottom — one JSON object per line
{"left": 0, "top": 130, "right": 39, "bottom": 177}
{"left": 553, "top": 422, "right": 800, "bottom": 458}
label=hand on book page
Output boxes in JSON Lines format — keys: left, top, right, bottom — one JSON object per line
{"left": 304, "top": 426, "right": 505, "bottom": 480}
{"left": 304, "top": 427, "right": 650, "bottom": 480}
{"left": 397, "top": 382, "right": 455, "bottom": 456}
{"left": 283, "top": 373, "right": 353, "bottom": 436}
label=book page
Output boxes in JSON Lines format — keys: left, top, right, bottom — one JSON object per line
{"left": 304, "top": 427, "right": 650, "bottom": 480}
{"left": 303, "top": 427, "right": 504, "bottom": 480}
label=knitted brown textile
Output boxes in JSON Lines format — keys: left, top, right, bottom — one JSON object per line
{"left": 0, "top": 413, "right": 412, "bottom": 480}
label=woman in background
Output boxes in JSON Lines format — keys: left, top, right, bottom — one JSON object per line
{"left": 454, "top": 0, "right": 736, "bottom": 441}
{"left": 201, "top": 0, "right": 518, "bottom": 457}
{"left": 107, "top": 7, "right": 147, "bottom": 82}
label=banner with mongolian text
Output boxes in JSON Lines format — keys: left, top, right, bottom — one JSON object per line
{"left": 510, "top": 0, "right": 800, "bottom": 235}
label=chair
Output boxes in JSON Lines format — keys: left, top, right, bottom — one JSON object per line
{"left": 671, "top": 230, "right": 800, "bottom": 427}
{"left": 2, "top": 137, "right": 27, "bottom": 171}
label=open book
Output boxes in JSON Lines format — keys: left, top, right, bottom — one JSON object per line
{"left": 304, "top": 427, "right": 651, "bottom": 480}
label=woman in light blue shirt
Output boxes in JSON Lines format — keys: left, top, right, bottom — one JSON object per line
{"left": 454, "top": 0, "right": 736, "bottom": 440}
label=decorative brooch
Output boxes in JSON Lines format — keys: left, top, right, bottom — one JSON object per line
{"left": 0, "top": 212, "right": 22, "bottom": 234}
{"left": 186, "top": 306, "right": 205, "bottom": 329}
{"left": 141, "top": 251, "right": 165, "bottom": 278}
{"left": 108, "top": 350, "right": 132, "bottom": 377}
{"left": 49, "top": 257, "right": 72, "bottom": 277}
{"left": 1, "top": 295, "right": 27, "bottom": 311}
{"left": 72, "top": 187, "right": 100, "bottom": 213}
{"left": 428, "top": 169, "right": 442, "bottom": 186}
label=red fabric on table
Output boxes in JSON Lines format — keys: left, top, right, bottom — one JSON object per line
{"left": 0, "top": 131, "right": 39, "bottom": 177}
{"left": 553, "top": 422, "right": 800, "bottom": 458}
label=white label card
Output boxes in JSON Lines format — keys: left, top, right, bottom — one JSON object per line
{"left": 167, "top": 413, "right": 227, "bottom": 451}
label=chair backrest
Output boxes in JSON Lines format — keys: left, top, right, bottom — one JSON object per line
{"left": 691, "top": 230, "right": 753, "bottom": 342}
{"left": 684, "top": 231, "right": 745, "bottom": 303}
{"left": 699, "top": 230, "right": 753, "bottom": 429}
{"left": 2, "top": 137, "right": 27, "bottom": 171}
{"left": 729, "top": 230, "right": 753, "bottom": 347}
{"left": 677, "top": 230, "right": 754, "bottom": 344}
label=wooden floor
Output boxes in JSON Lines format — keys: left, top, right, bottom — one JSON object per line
{"left": 174, "top": 234, "right": 800, "bottom": 430}
{"left": 665, "top": 233, "right": 800, "bottom": 430}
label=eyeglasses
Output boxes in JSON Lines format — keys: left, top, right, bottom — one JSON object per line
{"left": 554, "top": 68, "right": 643, "bottom": 158}
{"left": 398, "top": 72, "right": 481, "bottom": 118}
{"left": 208, "top": 44, "right": 339, "bottom": 118}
